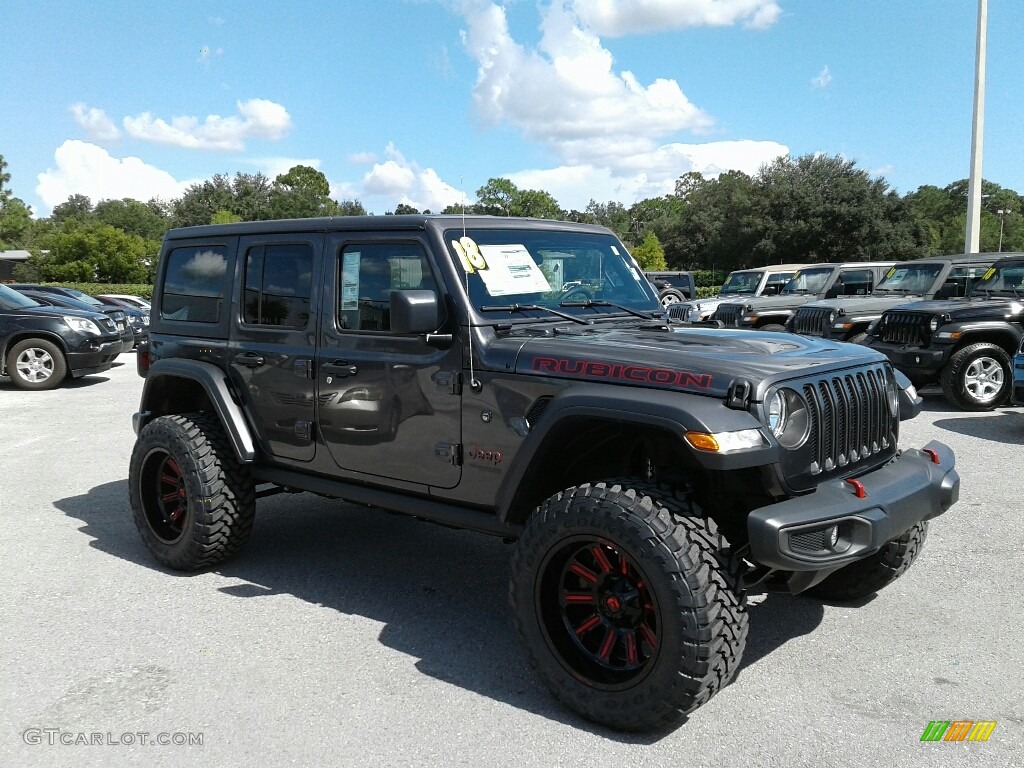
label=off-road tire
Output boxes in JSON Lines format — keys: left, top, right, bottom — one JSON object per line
{"left": 509, "top": 480, "right": 748, "bottom": 731}
{"left": 806, "top": 522, "right": 928, "bottom": 602}
{"left": 940, "top": 343, "right": 1011, "bottom": 411}
{"left": 129, "top": 412, "right": 256, "bottom": 570}
{"left": 758, "top": 323, "right": 788, "bottom": 332}
{"left": 5, "top": 338, "right": 67, "bottom": 391}
{"left": 659, "top": 289, "right": 686, "bottom": 308}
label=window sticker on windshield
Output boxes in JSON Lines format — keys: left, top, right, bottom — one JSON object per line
{"left": 451, "top": 239, "right": 475, "bottom": 273}
{"left": 628, "top": 266, "right": 643, "bottom": 283}
{"left": 983, "top": 268, "right": 996, "bottom": 281}
{"left": 476, "top": 244, "right": 552, "bottom": 296}
{"left": 460, "top": 237, "right": 487, "bottom": 270}
{"left": 610, "top": 245, "right": 620, "bottom": 256}
{"left": 792, "top": 270, "right": 800, "bottom": 278}
{"left": 341, "top": 251, "right": 360, "bottom": 310}
{"left": 886, "top": 267, "right": 897, "bottom": 279}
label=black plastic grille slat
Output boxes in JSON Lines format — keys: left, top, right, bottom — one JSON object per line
{"left": 790, "top": 530, "right": 827, "bottom": 553}
{"left": 881, "top": 312, "right": 929, "bottom": 345}
{"left": 799, "top": 365, "right": 893, "bottom": 477}
{"left": 713, "top": 304, "right": 742, "bottom": 327}
{"left": 526, "top": 396, "right": 552, "bottom": 428}
{"left": 792, "top": 307, "right": 830, "bottom": 336}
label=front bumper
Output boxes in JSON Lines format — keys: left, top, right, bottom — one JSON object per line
{"left": 866, "top": 341, "right": 949, "bottom": 381}
{"left": 66, "top": 339, "right": 123, "bottom": 377}
{"left": 747, "top": 440, "right": 958, "bottom": 571}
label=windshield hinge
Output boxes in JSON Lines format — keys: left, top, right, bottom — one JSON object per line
{"left": 726, "top": 379, "right": 753, "bottom": 410}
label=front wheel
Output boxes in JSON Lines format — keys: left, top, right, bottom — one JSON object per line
{"left": 659, "top": 288, "right": 685, "bottom": 308}
{"left": 806, "top": 523, "right": 927, "bottom": 602}
{"left": 5, "top": 338, "right": 67, "bottom": 390}
{"left": 940, "top": 342, "right": 1011, "bottom": 410}
{"left": 129, "top": 412, "right": 256, "bottom": 570}
{"left": 509, "top": 480, "right": 747, "bottom": 731}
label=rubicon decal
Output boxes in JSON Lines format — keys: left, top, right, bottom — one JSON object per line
{"left": 531, "top": 356, "right": 712, "bottom": 390}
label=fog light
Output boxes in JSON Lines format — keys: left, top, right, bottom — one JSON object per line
{"left": 825, "top": 525, "right": 839, "bottom": 550}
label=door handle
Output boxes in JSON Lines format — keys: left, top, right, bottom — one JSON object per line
{"left": 322, "top": 360, "right": 358, "bottom": 377}
{"left": 237, "top": 353, "right": 265, "bottom": 368}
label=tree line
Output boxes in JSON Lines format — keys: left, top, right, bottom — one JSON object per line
{"left": 0, "top": 152, "right": 1020, "bottom": 284}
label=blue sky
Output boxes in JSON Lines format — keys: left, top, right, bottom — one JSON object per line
{"left": 2, "top": 0, "right": 1021, "bottom": 217}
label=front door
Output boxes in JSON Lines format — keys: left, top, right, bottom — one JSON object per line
{"left": 316, "top": 235, "right": 462, "bottom": 488}
{"left": 229, "top": 234, "right": 321, "bottom": 462}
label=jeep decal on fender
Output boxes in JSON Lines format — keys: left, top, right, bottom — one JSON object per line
{"left": 531, "top": 356, "right": 712, "bottom": 390}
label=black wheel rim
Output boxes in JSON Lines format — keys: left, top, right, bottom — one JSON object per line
{"left": 537, "top": 537, "right": 660, "bottom": 689}
{"left": 139, "top": 449, "right": 188, "bottom": 543}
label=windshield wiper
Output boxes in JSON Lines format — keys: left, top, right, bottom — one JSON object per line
{"left": 479, "top": 304, "right": 591, "bottom": 325}
{"left": 559, "top": 299, "right": 657, "bottom": 320}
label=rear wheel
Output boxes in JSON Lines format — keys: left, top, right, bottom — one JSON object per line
{"left": 806, "top": 523, "right": 928, "bottom": 602}
{"left": 5, "top": 339, "right": 67, "bottom": 391}
{"left": 129, "top": 412, "right": 255, "bottom": 570}
{"left": 510, "top": 480, "right": 747, "bottom": 731}
{"left": 940, "top": 343, "right": 1011, "bottom": 410}
{"left": 659, "top": 289, "right": 685, "bottom": 308}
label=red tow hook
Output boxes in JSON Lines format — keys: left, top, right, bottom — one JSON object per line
{"left": 922, "top": 448, "right": 941, "bottom": 465}
{"left": 845, "top": 478, "right": 867, "bottom": 499}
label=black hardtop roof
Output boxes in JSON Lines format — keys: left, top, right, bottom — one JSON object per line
{"left": 163, "top": 215, "right": 614, "bottom": 241}
{"left": 896, "top": 252, "right": 1024, "bottom": 266}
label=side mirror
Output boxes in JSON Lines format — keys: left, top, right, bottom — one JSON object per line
{"left": 389, "top": 290, "right": 440, "bottom": 334}
{"left": 762, "top": 284, "right": 780, "bottom": 296}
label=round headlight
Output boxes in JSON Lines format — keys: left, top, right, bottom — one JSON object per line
{"left": 828, "top": 311, "right": 836, "bottom": 325}
{"left": 929, "top": 316, "right": 939, "bottom": 332}
{"left": 768, "top": 388, "right": 811, "bottom": 449}
{"left": 886, "top": 371, "right": 900, "bottom": 416}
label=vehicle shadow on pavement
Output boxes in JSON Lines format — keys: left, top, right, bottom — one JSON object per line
{"left": 57, "top": 481, "right": 830, "bottom": 741}
{"left": 931, "top": 410, "right": 1024, "bottom": 444}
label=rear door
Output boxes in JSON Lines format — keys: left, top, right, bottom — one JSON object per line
{"left": 228, "top": 233, "right": 322, "bottom": 462}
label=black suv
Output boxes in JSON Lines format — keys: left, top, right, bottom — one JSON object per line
{"left": 0, "top": 283, "right": 122, "bottom": 390}
{"left": 787, "top": 256, "right": 994, "bottom": 343}
{"left": 8, "top": 284, "right": 135, "bottom": 352}
{"left": 710, "top": 262, "right": 895, "bottom": 330}
{"left": 865, "top": 254, "right": 1024, "bottom": 410}
{"left": 129, "top": 216, "right": 959, "bottom": 731}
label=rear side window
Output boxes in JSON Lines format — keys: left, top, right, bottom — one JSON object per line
{"left": 836, "top": 269, "right": 874, "bottom": 295}
{"left": 161, "top": 245, "right": 229, "bottom": 323}
{"left": 243, "top": 244, "right": 313, "bottom": 328}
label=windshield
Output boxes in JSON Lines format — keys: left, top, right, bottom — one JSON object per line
{"left": 61, "top": 287, "right": 104, "bottom": 307}
{"left": 970, "top": 262, "right": 1024, "bottom": 296}
{"left": 719, "top": 271, "right": 761, "bottom": 295}
{"left": 445, "top": 228, "right": 660, "bottom": 316}
{"left": 874, "top": 263, "right": 943, "bottom": 293}
{"left": 781, "top": 267, "right": 833, "bottom": 295}
{"left": 0, "top": 284, "right": 41, "bottom": 311}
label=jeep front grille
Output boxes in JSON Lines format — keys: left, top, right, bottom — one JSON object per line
{"left": 781, "top": 364, "right": 897, "bottom": 491}
{"left": 667, "top": 303, "right": 689, "bottom": 321}
{"left": 712, "top": 304, "right": 742, "bottom": 327}
{"left": 791, "top": 307, "right": 829, "bottom": 336}
{"left": 880, "top": 312, "right": 930, "bottom": 345}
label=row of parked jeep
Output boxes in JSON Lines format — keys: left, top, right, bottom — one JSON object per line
{"left": 669, "top": 253, "right": 1024, "bottom": 411}
{"left": 0, "top": 283, "right": 150, "bottom": 390}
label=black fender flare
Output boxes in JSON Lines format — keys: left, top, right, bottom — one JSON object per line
{"left": 494, "top": 384, "right": 777, "bottom": 522}
{"left": 133, "top": 359, "right": 257, "bottom": 463}
{"left": 941, "top": 322, "right": 1022, "bottom": 353}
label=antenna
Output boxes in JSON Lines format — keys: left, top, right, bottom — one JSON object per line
{"left": 461, "top": 177, "right": 481, "bottom": 391}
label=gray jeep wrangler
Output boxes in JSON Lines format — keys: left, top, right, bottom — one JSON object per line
{"left": 129, "top": 216, "right": 959, "bottom": 731}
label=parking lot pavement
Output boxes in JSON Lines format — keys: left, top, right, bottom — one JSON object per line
{"left": 1, "top": 363, "right": 1021, "bottom": 767}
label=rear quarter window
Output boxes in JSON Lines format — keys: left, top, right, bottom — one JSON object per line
{"left": 161, "top": 245, "right": 229, "bottom": 323}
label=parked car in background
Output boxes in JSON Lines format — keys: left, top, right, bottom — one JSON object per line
{"left": 12, "top": 288, "right": 136, "bottom": 353}
{"left": 0, "top": 283, "right": 122, "bottom": 390}
{"left": 669, "top": 264, "right": 804, "bottom": 323}
{"left": 643, "top": 270, "right": 695, "bottom": 308}
{"left": 786, "top": 256, "right": 995, "bottom": 343}
{"left": 96, "top": 293, "right": 151, "bottom": 310}
{"left": 865, "top": 255, "right": 1024, "bottom": 410}
{"left": 92, "top": 295, "right": 150, "bottom": 346}
{"left": 709, "top": 262, "right": 896, "bottom": 331}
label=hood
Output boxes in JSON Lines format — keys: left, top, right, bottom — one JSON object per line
{"left": 885, "top": 296, "right": 1024, "bottom": 321}
{"left": 798, "top": 293, "right": 926, "bottom": 317}
{"left": 11, "top": 304, "right": 110, "bottom": 323}
{"left": 737, "top": 294, "right": 816, "bottom": 313}
{"left": 502, "top": 325, "right": 885, "bottom": 399}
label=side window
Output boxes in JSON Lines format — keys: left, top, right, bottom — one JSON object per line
{"left": 837, "top": 269, "right": 874, "bottom": 296}
{"left": 242, "top": 243, "right": 312, "bottom": 328}
{"left": 338, "top": 242, "right": 437, "bottom": 332}
{"left": 161, "top": 245, "right": 228, "bottom": 323}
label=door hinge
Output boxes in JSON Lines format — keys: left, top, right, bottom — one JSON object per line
{"left": 434, "top": 442, "right": 462, "bottom": 466}
{"left": 434, "top": 371, "right": 462, "bottom": 395}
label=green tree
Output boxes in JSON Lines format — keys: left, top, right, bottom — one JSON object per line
{"left": 36, "top": 221, "right": 152, "bottom": 282}
{"left": 630, "top": 231, "right": 667, "bottom": 270}
{"left": 50, "top": 194, "right": 94, "bottom": 224}
{"left": 0, "top": 154, "right": 34, "bottom": 247}
{"left": 270, "top": 165, "right": 333, "bottom": 219}
{"left": 231, "top": 172, "right": 273, "bottom": 221}
{"left": 335, "top": 199, "right": 368, "bottom": 216}
{"left": 393, "top": 203, "right": 420, "bottom": 215}
{"left": 172, "top": 175, "right": 234, "bottom": 227}
{"left": 211, "top": 209, "right": 243, "bottom": 224}
{"left": 475, "top": 177, "right": 519, "bottom": 216}
{"left": 94, "top": 198, "right": 169, "bottom": 241}
{"left": 275, "top": 165, "right": 330, "bottom": 197}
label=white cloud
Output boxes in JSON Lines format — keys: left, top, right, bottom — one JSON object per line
{"left": 811, "top": 65, "right": 832, "bottom": 89}
{"left": 70, "top": 103, "right": 121, "bottom": 141}
{"left": 122, "top": 98, "right": 291, "bottom": 151}
{"left": 243, "top": 156, "right": 322, "bottom": 179}
{"left": 356, "top": 143, "right": 465, "bottom": 212}
{"left": 346, "top": 151, "right": 378, "bottom": 165}
{"left": 35, "top": 141, "right": 193, "bottom": 211}
{"left": 570, "top": 0, "right": 782, "bottom": 36}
